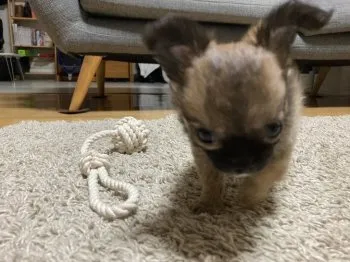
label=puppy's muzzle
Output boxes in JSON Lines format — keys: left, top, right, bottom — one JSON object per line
{"left": 205, "top": 136, "right": 274, "bottom": 174}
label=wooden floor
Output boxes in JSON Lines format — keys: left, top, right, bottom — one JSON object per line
{"left": 0, "top": 107, "right": 349, "bottom": 127}
{"left": 0, "top": 83, "right": 348, "bottom": 127}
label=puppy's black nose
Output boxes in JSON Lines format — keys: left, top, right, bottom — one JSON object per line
{"left": 232, "top": 167, "right": 246, "bottom": 174}
{"left": 205, "top": 135, "right": 274, "bottom": 174}
{"left": 206, "top": 156, "right": 251, "bottom": 174}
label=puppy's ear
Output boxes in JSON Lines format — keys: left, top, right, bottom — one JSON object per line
{"left": 143, "top": 15, "right": 210, "bottom": 85}
{"left": 243, "top": 0, "right": 333, "bottom": 66}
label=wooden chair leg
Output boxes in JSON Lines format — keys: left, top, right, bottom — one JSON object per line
{"left": 96, "top": 60, "right": 106, "bottom": 97}
{"left": 129, "top": 63, "right": 135, "bottom": 82}
{"left": 65, "top": 56, "right": 102, "bottom": 113}
{"left": 310, "top": 66, "right": 331, "bottom": 97}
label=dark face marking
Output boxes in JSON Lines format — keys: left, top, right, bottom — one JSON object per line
{"left": 205, "top": 136, "right": 274, "bottom": 174}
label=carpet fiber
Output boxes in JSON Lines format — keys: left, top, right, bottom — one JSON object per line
{"left": 0, "top": 115, "right": 349, "bottom": 261}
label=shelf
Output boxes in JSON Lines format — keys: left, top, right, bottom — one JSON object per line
{"left": 15, "top": 45, "right": 54, "bottom": 49}
{"left": 8, "top": 0, "right": 58, "bottom": 79}
{"left": 26, "top": 72, "right": 56, "bottom": 75}
{"left": 11, "top": 16, "right": 37, "bottom": 21}
{"left": 19, "top": 56, "right": 55, "bottom": 58}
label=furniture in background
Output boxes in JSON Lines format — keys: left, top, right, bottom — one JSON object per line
{"left": 0, "top": 17, "right": 4, "bottom": 52}
{"left": 29, "top": 0, "right": 350, "bottom": 113}
{"left": 0, "top": 9, "right": 24, "bottom": 82}
{"left": 0, "top": 52, "right": 24, "bottom": 81}
{"left": 7, "top": 0, "right": 57, "bottom": 78}
{"left": 7, "top": 0, "right": 133, "bottom": 83}
{"left": 56, "top": 52, "right": 134, "bottom": 83}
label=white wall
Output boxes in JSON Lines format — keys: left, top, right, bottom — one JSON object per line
{"left": 0, "top": 4, "right": 11, "bottom": 53}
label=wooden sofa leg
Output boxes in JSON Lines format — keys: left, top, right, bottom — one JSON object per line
{"left": 95, "top": 60, "right": 106, "bottom": 97}
{"left": 310, "top": 66, "right": 331, "bottom": 97}
{"left": 61, "top": 56, "right": 103, "bottom": 113}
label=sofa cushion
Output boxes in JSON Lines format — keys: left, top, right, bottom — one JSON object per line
{"left": 80, "top": 0, "right": 348, "bottom": 36}
{"left": 29, "top": 0, "right": 350, "bottom": 60}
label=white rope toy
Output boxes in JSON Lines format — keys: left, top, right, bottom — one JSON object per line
{"left": 79, "top": 117, "right": 150, "bottom": 219}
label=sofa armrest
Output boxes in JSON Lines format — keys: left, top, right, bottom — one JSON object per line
{"left": 29, "top": 0, "right": 85, "bottom": 53}
{"left": 29, "top": 0, "right": 154, "bottom": 55}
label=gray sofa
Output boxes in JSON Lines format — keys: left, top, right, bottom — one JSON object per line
{"left": 29, "top": 0, "right": 350, "bottom": 112}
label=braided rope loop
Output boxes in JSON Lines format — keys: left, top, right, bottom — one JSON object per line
{"left": 79, "top": 117, "right": 150, "bottom": 219}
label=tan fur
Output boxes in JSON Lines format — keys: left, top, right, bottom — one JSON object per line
{"left": 192, "top": 146, "right": 225, "bottom": 213}
{"left": 183, "top": 46, "right": 302, "bottom": 212}
{"left": 183, "top": 42, "right": 287, "bottom": 131}
{"left": 241, "top": 21, "right": 262, "bottom": 45}
{"left": 239, "top": 149, "right": 292, "bottom": 207}
{"left": 143, "top": 1, "right": 332, "bottom": 213}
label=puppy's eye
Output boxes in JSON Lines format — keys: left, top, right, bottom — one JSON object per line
{"left": 197, "top": 128, "right": 215, "bottom": 144}
{"left": 266, "top": 121, "right": 282, "bottom": 138}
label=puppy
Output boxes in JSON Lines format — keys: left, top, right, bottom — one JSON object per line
{"left": 143, "top": 1, "right": 332, "bottom": 213}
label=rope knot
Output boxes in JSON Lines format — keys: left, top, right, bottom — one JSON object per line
{"left": 79, "top": 150, "right": 111, "bottom": 177}
{"left": 112, "top": 117, "right": 150, "bottom": 154}
{"left": 80, "top": 116, "right": 149, "bottom": 219}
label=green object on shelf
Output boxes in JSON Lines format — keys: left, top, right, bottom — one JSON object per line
{"left": 17, "top": 49, "right": 38, "bottom": 57}
{"left": 17, "top": 49, "right": 27, "bottom": 56}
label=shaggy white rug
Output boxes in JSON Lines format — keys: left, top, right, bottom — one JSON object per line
{"left": 0, "top": 114, "right": 349, "bottom": 262}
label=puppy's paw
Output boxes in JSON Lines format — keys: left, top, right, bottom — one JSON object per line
{"left": 239, "top": 194, "right": 265, "bottom": 209}
{"left": 192, "top": 199, "right": 225, "bottom": 214}
{"left": 239, "top": 186, "right": 268, "bottom": 209}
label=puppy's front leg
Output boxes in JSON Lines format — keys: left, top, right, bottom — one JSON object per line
{"left": 192, "top": 147, "right": 225, "bottom": 214}
{"left": 240, "top": 151, "right": 291, "bottom": 207}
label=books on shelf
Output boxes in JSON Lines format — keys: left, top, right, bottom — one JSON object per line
{"left": 12, "top": 24, "right": 53, "bottom": 47}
